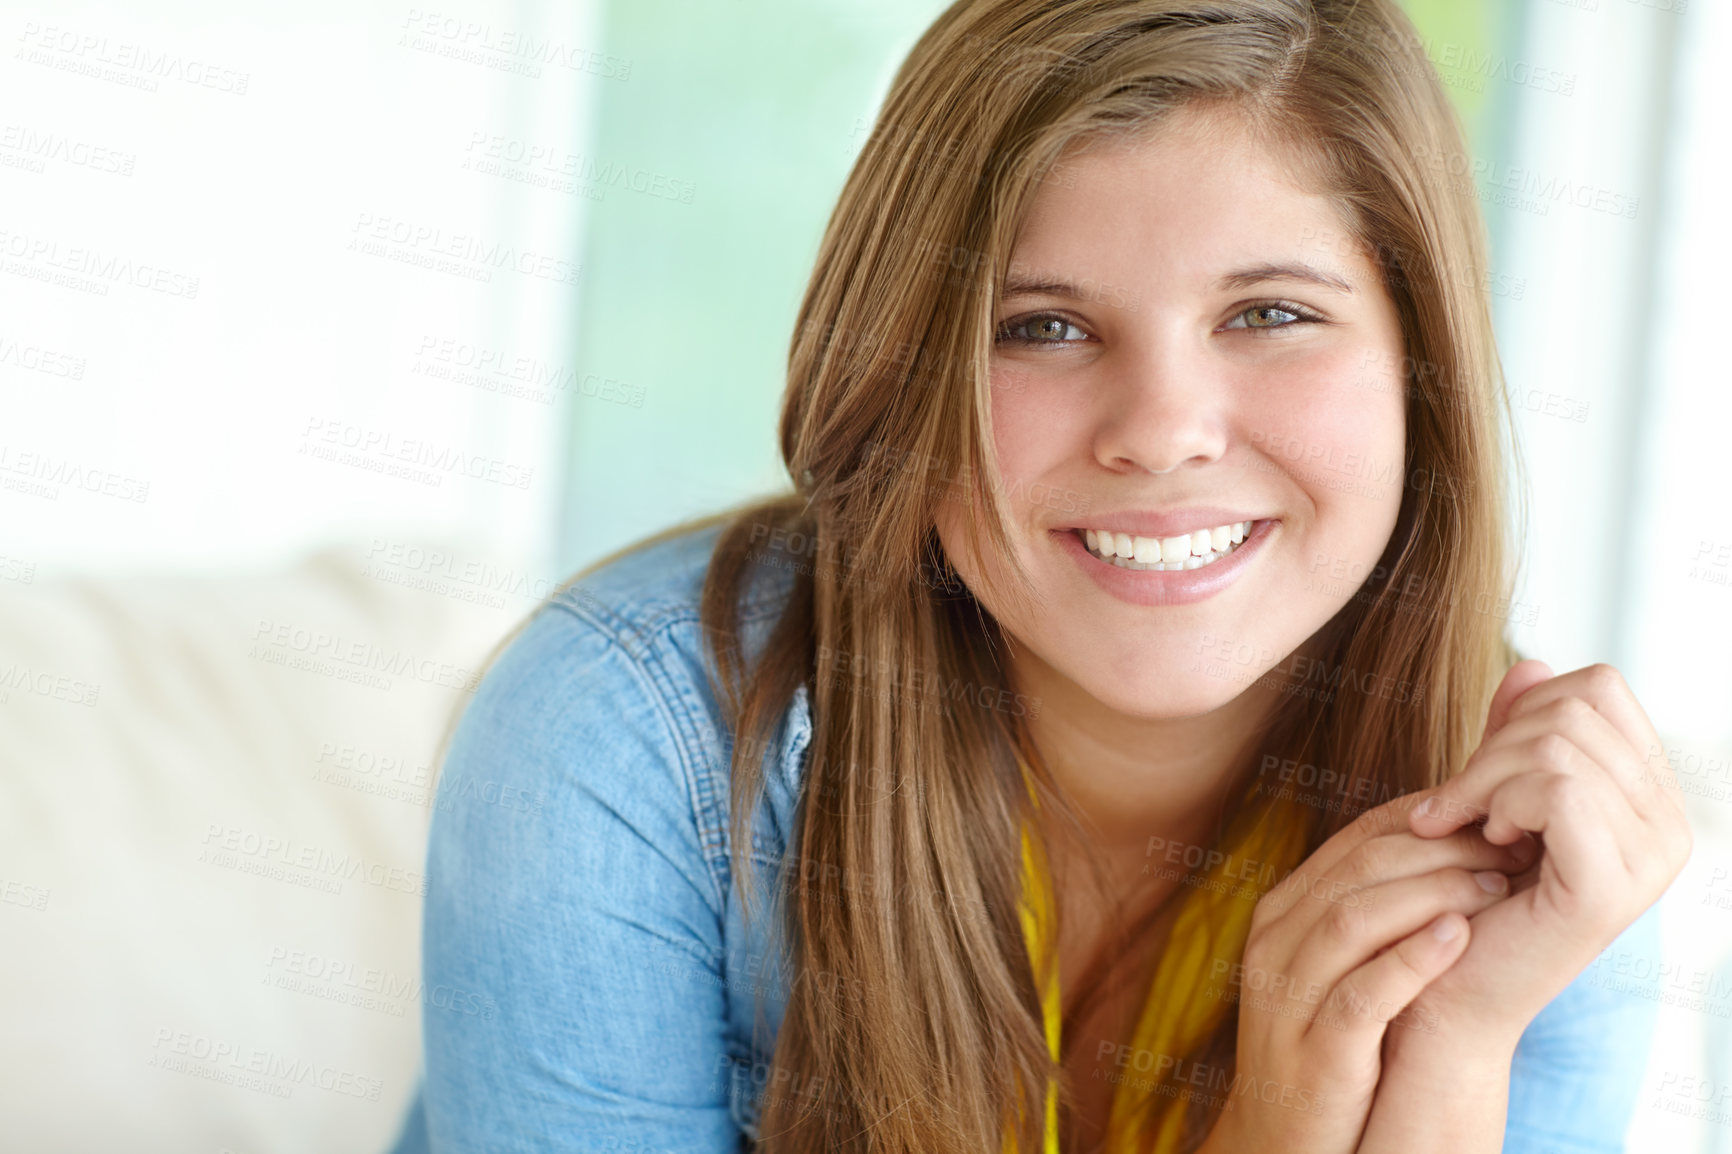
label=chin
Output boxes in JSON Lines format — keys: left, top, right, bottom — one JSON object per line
{"left": 1062, "top": 653, "right": 1261, "bottom": 720}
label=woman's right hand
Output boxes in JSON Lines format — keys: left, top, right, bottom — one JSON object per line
{"left": 1197, "top": 791, "right": 1536, "bottom": 1154}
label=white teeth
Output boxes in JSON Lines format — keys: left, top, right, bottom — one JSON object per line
{"left": 1078, "top": 520, "right": 1257, "bottom": 572}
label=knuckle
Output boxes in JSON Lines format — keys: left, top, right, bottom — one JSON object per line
{"left": 1584, "top": 662, "right": 1626, "bottom": 698}
{"left": 1329, "top": 975, "right": 1370, "bottom": 1020}
{"left": 1322, "top": 899, "right": 1364, "bottom": 941}
{"left": 1387, "top": 939, "right": 1430, "bottom": 987}
{"left": 1541, "top": 771, "right": 1584, "bottom": 812}
{"left": 1550, "top": 695, "right": 1595, "bottom": 726}
{"left": 1351, "top": 806, "right": 1389, "bottom": 839}
{"left": 1346, "top": 838, "right": 1392, "bottom": 884}
{"left": 1532, "top": 732, "right": 1576, "bottom": 769}
{"left": 1442, "top": 867, "right": 1487, "bottom": 903}
{"left": 1250, "top": 891, "right": 1285, "bottom": 934}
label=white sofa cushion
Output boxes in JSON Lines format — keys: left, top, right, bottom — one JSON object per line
{"left": 0, "top": 543, "right": 524, "bottom": 1154}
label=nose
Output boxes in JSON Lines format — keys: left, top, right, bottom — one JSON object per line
{"left": 1091, "top": 335, "right": 1230, "bottom": 475}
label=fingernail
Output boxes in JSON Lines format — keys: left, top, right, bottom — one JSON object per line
{"left": 1432, "top": 914, "right": 1461, "bottom": 942}
{"left": 1474, "top": 870, "right": 1509, "bottom": 895}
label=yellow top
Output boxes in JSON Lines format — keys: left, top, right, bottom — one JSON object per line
{"left": 1009, "top": 774, "right": 1309, "bottom": 1153}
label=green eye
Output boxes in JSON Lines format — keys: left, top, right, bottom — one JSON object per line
{"left": 996, "top": 314, "right": 1088, "bottom": 344}
{"left": 1223, "top": 301, "right": 1325, "bottom": 332}
{"left": 1244, "top": 306, "right": 1299, "bottom": 327}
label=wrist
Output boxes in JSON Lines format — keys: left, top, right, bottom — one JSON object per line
{"left": 1381, "top": 993, "right": 1522, "bottom": 1069}
{"left": 1381, "top": 1015, "right": 1519, "bottom": 1088}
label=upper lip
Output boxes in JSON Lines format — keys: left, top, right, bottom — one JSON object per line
{"left": 1063, "top": 509, "right": 1269, "bottom": 539}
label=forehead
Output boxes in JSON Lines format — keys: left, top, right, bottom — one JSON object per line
{"left": 1011, "top": 106, "right": 1371, "bottom": 288}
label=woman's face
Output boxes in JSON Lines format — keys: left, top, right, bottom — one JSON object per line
{"left": 935, "top": 105, "right": 1409, "bottom": 722}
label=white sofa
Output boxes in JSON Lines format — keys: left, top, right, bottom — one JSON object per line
{"left": 3, "top": 540, "right": 1729, "bottom": 1152}
{"left": 0, "top": 542, "right": 525, "bottom": 1154}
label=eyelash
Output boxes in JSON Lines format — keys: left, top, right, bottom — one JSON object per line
{"left": 992, "top": 300, "right": 1329, "bottom": 346}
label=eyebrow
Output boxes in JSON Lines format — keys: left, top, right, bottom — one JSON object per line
{"left": 998, "top": 262, "right": 1356, "bottom": 300}
{"left": 1212, "top": 262, "right": 1356, "bottom": 295}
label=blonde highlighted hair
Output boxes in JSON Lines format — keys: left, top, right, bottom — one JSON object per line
{"left": 683, "top": 1, "right": 1522, "bottom": 1150}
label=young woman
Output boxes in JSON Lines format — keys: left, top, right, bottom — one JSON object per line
{"left": 391, "top": 1, "right": 1692, "bottom": 1151}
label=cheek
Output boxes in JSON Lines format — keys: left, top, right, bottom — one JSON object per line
{"left": 988, "top": 370, "right": 1089, "bottom": 488}
{"left": 1246, "top": 346, "right": 1407, "bottom": 551}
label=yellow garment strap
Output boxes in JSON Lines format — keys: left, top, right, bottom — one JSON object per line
{"left": 1010, "top": 768, "right": 1310, "bottom": 1153}
{"left": 1013, "top": 820, "right": 1063, "bottom": 1154}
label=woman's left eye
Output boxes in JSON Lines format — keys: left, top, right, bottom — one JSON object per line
{"left": 995, "top": 314, "right": 1089, "bottom": 345}
{"left": 1222, "top": 302, "right": 1323, "bottom": 331}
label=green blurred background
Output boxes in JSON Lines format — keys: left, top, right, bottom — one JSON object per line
{"left": 554, "top": 0, "right": 1516, "bottom": 574}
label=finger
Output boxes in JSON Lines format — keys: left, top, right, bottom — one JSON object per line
{"left": 1501, "top": 664, "right": 1666, "bottom": 785}
{"left": 1414, "top": 703, "right": 1657, "bottom": 841}
{"left": 1474, "top": 696, "right": 1657, "bottom": 816}
{"left": 1476, "top": 765, "right": 1639, "bottom": 881}
{"left": 1280, "top": 866, "right": 1509, "bottom": 1033}
{"left": 1319, "top": 912, "right": 1470, "bottom": 1044}
{"left": 1484, "top": 659, "right": 1554, "bottom": 740}
{"left": 1261, "top": 823, "right": 1533, "bottom": 931}
{"left": 1271, "top": 791, "right": 1449, "bottom": 888}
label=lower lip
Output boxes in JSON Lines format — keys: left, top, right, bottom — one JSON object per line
{"left": 1054, "top": 521, "right": 1276, "bottom": 607}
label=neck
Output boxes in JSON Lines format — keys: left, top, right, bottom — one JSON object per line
{"left": 1014, "top": 651, "right": 1281, "bottom": 868}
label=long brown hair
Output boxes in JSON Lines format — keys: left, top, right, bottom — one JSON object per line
{"left": 691, "top": 1, "right": 1520, "bottom": 1150}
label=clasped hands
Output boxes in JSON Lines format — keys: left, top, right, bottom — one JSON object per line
{"left": 1200, "top": 660, "right": 1693, "bottom": 1154}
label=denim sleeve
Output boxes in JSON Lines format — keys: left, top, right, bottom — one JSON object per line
{"left": 1502, "top": 902, "right": 1662, "bottom": 1154}
{"left": 419, "top": 601, "right": 741, "bottom": 1154}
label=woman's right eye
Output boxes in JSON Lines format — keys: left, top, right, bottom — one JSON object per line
{"left": 995, "top": 313, "right": 1090, "bottom": 346}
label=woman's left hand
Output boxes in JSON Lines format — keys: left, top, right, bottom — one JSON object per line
{"left": 1354, "top": 659, "right": 1694, "bottom": 1152}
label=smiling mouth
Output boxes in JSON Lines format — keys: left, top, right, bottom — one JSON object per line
{"left": 1079, "top": 522, "right": 1256, "bottom": 572}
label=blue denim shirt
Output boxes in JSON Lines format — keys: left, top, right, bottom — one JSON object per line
{"left": 388, "top": 522, "right": 1662, "bottom": 1154}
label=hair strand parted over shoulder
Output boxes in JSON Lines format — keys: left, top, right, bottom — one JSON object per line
{"left": 692, "top": 1, "right": 1520, "bottom": 1150}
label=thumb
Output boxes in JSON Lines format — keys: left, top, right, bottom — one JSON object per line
{"left": 1483, "top": 658, "right": 1554, "bottom": 742}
